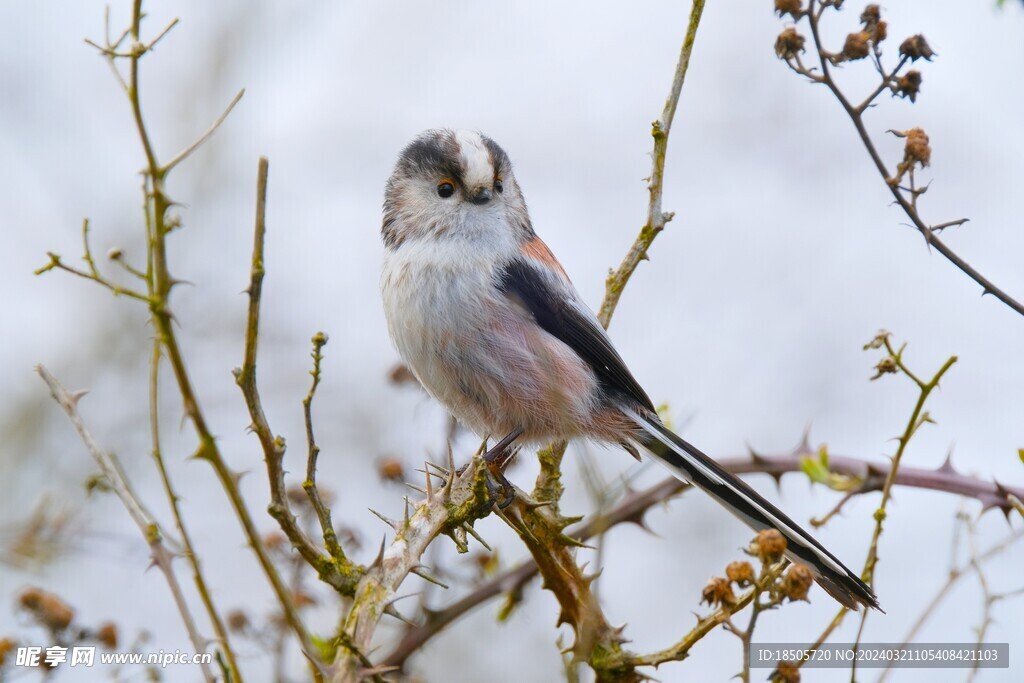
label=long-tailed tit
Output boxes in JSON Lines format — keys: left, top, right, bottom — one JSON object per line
{"left": 380, "top": 129, "right": 879, "bottom": 611}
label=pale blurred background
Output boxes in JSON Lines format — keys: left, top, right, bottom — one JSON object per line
{"left": 2, "top": 1, "right": 1023, "bottom": 681}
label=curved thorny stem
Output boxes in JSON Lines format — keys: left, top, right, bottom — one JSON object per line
{"left": 775, "top": 0, "right": 1024, "bottom": 318}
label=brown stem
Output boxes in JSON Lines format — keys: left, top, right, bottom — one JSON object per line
{"left": 234, "top": 158, "right": 360, "bottom": 599}
{"left": 384, "top": 447, "right": 1024, "bottom": 669}
{"left": 799, "top": 0, "right": 1024, "bottom": 317}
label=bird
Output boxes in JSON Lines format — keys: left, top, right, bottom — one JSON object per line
{"left": 379, "top": 128, "right": 879, "bottom": 611}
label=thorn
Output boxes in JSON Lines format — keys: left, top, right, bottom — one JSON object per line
{"left": 411, "top": 565, "right": 449, "bottom": 589}
{"left": 978, "top": 495, "right": 1007, "bottom": 518}
{"left": 368, "top": 508, "right": 399, "bottom": 532}
{"left": 403, "top": 496, "right": 412, "bottom": 529}
{"left": 555, "top": 514, "right": 585, "bottom": 530}
{"left": 68, "top": 389, "right": 90, "bottom": 407}
{"left": 865, "top": 462, "right": 886, "bottom": 480}
{"left": 425, "top": 461, "right": 450, "bottom": 477}
{"left": 584, "top": 566, "right": 605, "bottom": 587}
{"left": 518, "top": 495, "right": 553, "bottom": 511}
{"left": 558, "top": 533, "right": 595, "bottom": 550}
{"left": 937, "top": 449, "right": 958, "bottom": 475}
{"left": 359, "top": 665, "right": 401, "bottom": 677}
{"left": 424, "top": 461, "right": 433, "bottom": 497}
{"left": 462, "top": 522, "right": 492, "bottom": 551}
{"left": 383, "top": 604, "right": 417, "bottom": 627}
{"left": 444, "top": 442, "right": 456, "bottom": 497}
{"left": 370, "top": 535, "right": 386, "bottom": 568}
{"left": 405, "top": 482, "right": 427, "bottom": 495}
{"left": 385, "top": 592, "right": 423, "bottom": 607}
{"left": 797, "top": 423, "right": 813, "bottom": 454}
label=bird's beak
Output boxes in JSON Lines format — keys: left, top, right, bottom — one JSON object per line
{"left": 470, "top": 187, "right": 492, "bottom": 205}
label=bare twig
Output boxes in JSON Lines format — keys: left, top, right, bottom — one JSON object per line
{"left": 234, "top": 157, "right": 361, "bottom": 602}
{"left": 36, "top": 366, "right": 216, "bottom": 683}
{"left": 848, "top": 337, "right": 956, "bottom": 677}
{"left": 34, "top": 220, "right": 151, "bottom": 303}
{"left": 533, "top": 0, "right": 706, "bottom": 518}
{"left": 164, "top": 88, "right": 246, "bottom": 172}
{"left": 625, "top": 561, "right": 787, "bottom": 672}
{"left": 331, "top": 457, "right": 497, "bottom": 682}
{"left": 148, "top": 339, "right": 242, "bottom": 681}
{"left": 596, "top": 0, "right": 705, "bottom": 328}
{"left": 384, "top": 445, "right": 1024, "bottom": 669}
{"left": 302, "top": 332, "right": 347, "bottom": 564}
{"left": 780, "top": 0, "right": 1024, "bottom": 318}
{"left": 496, "top": 493, "right": 633, "bottom": 682}
{"left": 61, "top": 2, "right": 319, "bottom": 666}
{"left": 964, "top": 516, "right": 995, "bottom": 683}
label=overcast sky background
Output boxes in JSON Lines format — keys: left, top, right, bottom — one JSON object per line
{"left": 2, "top": 1, "right": 1023, "bottom": 681}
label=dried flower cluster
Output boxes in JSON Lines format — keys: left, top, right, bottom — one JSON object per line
{"left": 889, "top": 127, "right": 932, "bottom": 187}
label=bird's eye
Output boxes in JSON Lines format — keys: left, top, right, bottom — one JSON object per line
{"left": 495, "top": 176, "right": 504, "bottom": 193}
{"left": 437, "top": 181, "right": 455, "bottom": 198}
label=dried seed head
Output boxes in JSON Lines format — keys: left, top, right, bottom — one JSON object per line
{"left": 840, "top": 32, "right": 871, "bottom": 61}
{"left": 18, "top": 587, "right": 74, "bottom": 632}
{"left": 900, "top": 34, "right": 935, "bottom": 61}
{"left": 377, "top": 457, "right": 406, "bottom": 482}
{"left": 287, "top": 484, "right": 311, "bottom": 509}
{"left": 775, "top": 28, "right": 807, "bottom": 60}
{"left": 388, "top": 364, "right": 418, "bottom": 386}
{"left": 292, "top": 590, "right": 317, "bottom": 609}
{"left": 226, "top": 610, "right": 250, "bottom": 633}
{"left": 772, "top": 660, "right": 801, "bottom": 683}
{"left": 726, "top": 560, "right": 756, "bottom": 586}
{"left": 903, "top": 127, "right": 932, "bottom": 167}
{"left": 895, "top": 70, "right": 923, "bottom": 103}
{"left": 860, "top": 4, "right": 881, "bottom": 27}
{"left": 775, "top": 0, "right": 803, "bottom": 19}
{"left": 749, "top": 529, "right": 788, "bottom": 564}
{"left": 863, "top": 330, "right": 892, "bottom": 350}
{"left": 261, "top": 531, "right": 287, "bottom": 552}
{"left": 96, "top": 622, "right": 118, "bottom": 649}
{"left": 871, "top": 356, "right": 899, "bottom": 380}
{"left": 780, "top": 563, "right": 815, "bottom": 602}
{"left": 0, "top": 638, "right": 15, "bottom": 666}
{"left": 701, "top": 576, "right": 737, "bottom": 607}
{"left": 873, "top": 20, "right": 888, "bottom": 43}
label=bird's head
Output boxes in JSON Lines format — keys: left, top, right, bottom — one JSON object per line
{"left": 382, "top": 129, "right": 532, "bottom": 249}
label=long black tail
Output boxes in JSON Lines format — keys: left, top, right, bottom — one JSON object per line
{"left": 622, "top": 405, "right": 880, "bottom": 611}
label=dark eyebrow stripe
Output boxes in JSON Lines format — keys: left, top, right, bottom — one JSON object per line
{"left": 398, "top": 133, "right": 463, "bottom": 185}
{"left": 481, "top": 135, "right": 510, "bottom": 176}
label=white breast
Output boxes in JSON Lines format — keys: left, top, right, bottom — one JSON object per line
{"left": 381, "top": 226, "right": 601, "bottom": 442}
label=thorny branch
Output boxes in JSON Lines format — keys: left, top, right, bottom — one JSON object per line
{"left": 330, "top": 456, "right": 499, "bottom": 682}
{"left": 36, "top": 366, "right": 216, "bottom": 683}
{"left": 384, "top": 441, "right": 1024, "bottom": 670}
{"left": 149, "top": 338, "right": 242, "bottom": 680}
{"left": 38, "top": 2, "right": 317, "bottom": 673}
{"left": 303, "top": 332, "right": 347, "bottom": 564}
{"left": 877, "top": 522, "right": 1024, "bottom": 683}
{"left": 776, "top": 0, "right": 1024, "bottom": 318}
{"left": 495, "top": 494, "right": 631, "bottom": 682}
{"left": 799, "top": 331, "right": 958, "bottom": 674}
{"left": 533, "top": 0, "right": 705, "bottom": 533}
{"left": 233, "top": 157, "right": 363, "bottom": 600}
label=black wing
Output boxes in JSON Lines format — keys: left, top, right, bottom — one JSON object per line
{"left": 496, "top": 259, "right": 655, "bottom": 412}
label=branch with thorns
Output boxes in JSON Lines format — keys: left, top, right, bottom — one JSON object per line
{"left": 383, "top": 435, "right": 1024, "bottom": 674}
{"left": 533, "top": 0, "right": 706, "bottom": 517}
{"left": 774, "top": 0, "right": 1024, "bottom": 318}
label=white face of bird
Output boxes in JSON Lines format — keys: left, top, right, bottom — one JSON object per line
{"left": 381, "top": 129, "right": 533, "bottom": 250}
